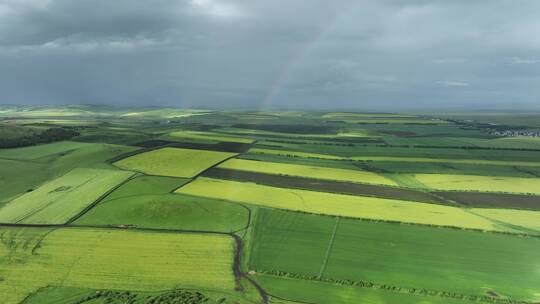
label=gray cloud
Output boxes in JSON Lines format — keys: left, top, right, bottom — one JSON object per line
{"left": 1, "top": 0, "right": 540, "bottom": 110}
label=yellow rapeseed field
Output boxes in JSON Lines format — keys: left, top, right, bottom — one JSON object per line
{"left": 176, "top": 177, "right": 496, "bottom": 231}
{"left": 218, "top": 158, "right": 396, "bottom": 186}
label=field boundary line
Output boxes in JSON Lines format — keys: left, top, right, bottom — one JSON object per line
{"left": 257, "top": 208, "right": 540, "bottom": 239}
{"left": 170, "top": 140, "right": 258, "bottom": 192}
{"left": 64, "top": 172, "right": 139, "bottom": 224}
{"left": 317, "top": 216, "right": 340, "bottom": 279}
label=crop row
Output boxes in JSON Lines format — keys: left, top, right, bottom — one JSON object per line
{"left": 256, "top": 270, "right": 530, "bottom": 304}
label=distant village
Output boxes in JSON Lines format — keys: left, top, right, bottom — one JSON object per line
{"left": 489, "top": 129, "right": 540, "bottom": 137}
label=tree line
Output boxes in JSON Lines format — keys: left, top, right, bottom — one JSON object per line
{"left": 0, "top": 127, "right": 79, "bottom": 149}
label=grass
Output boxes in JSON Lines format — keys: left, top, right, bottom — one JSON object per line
{"left": 415, "top": 173, "right": 540, "bottom": 195}
{"left": 0, "top": 159, "right": 48, "bottom": 204}
{"left": 257, "top": 275, "right": 466, "bottom": 304}
{"left": 75, "top": 176, "right": 249, "bottom": 232}
{"left": 0, "top": 141, "right": 92, "bottom": 160}
{"left": 169, "top": 130, "right": 254, "bottom": 143}
{"left": 114, "top": 147, "right": 236, "bottom": 178}
{"left": 75, "top": 193, "right": 249, "bottom": 232}
{"left": 176, "top": 177, "right": 497, "bottom": 231}
{"left": 0, "top": 227, "right": 235, "bottom": 304}
{"left": 218, "top": 158, "right": 396, "bottom": 186}
{"left": 250, "top": 209, "right": 540, "bottom": 302}
{"left": 0, "top": 168, "right": 134, "bottom": 224}
{"left": 0, "top": 143, "right": 136, "bottom": 204}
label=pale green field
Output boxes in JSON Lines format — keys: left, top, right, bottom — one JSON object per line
{"left": 169, "top": 130, "right": 254, "bottom": 143}
{"left": 176, "top": 178, "right": 496, "bottom": 231}
{"left": 114, "top": 147, "right": 236, "bottom": 178}
{"left": 249, "top": 148, "right": 345, "bottom": 160}
{"left": 0, "top": 141, "right": 92, "bottom": 160}
{"left": 0, "top": 227, "right": 235, "bottom": 304}
{"left": 471, "top": 208, "right": 540, "bottom": 233}
{"left": 415, "top": 174, "right": 540, "bottom": 195}
{"left": 322, "top": 112, "right": 419, "bottom": 119}
{"left": 350, "top": 156, "right": 540, "bottom": 167}
{"left": 0, "top": 168, "right": 134, "bottom": 224}
{"left": 218, "top": 159, "right": 396, "bottom": 186}
{"left": 250, "top": 148, "right": 540, "bottom": 167}
{"left": 220, "top": 128, "right": 371, "bottom": 138}
{"left": 341, "top": 119, "right": 447, "bottom": 124}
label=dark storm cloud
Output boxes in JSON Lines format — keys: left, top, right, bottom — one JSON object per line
{"left": 1, "top": 0, "right": 540, "bottom": 110}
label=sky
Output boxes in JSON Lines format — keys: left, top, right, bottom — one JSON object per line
{"left": 1, "top": 0, "right": 540, "bottom": 110}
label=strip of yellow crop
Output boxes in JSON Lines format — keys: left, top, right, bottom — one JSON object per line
{"left": 471, "top": 208, "right": 540, "bottom": 233}
{"left": 218, "top": 158, "right": 396, "bottom": 186}
{"left": 176, "top": 178, "right": 496, "bottom": 231}
{"left": 415, "top": 174, "right": 540, "bottom": 195}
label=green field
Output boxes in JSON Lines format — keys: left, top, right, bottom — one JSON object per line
{"left": 75, "top": 175, "right": 249, "bottom": 232}
{"left": 0, "top": 141, "right": 92, "bottom": 160}
{"left": 257, "top": 275, "right": 467, "bottom": 304}
{"left": 218, "top": 158, "right": 396, "bottom": 186}
{"left": 0, "top": 142, "right": 136, "bottom": 203}
{"left": 176, "top": 177, "right": 499, "bottom": 231}
{"left": 0, "top": 168, "right": 134, "bottom": 224}
{"left": 114, "top": 147, "right": 236, "bottom": 177}
{"left": 169, "top": 130, "right": 254, "bottom": 143}
{"left": 0, "top": 227, "right": 235, "bottom": 304}
{"left": 249, "top": 148, "right": 345, "bottom": 160}
{"left": 249, "top": 147, "right": 540, "bottom": 167}
{"left": 250, "top": 209, "right": 540, "bottom": 302}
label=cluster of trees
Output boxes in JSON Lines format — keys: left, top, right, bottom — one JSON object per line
{"left": 146, "top": 290, "right": 209, "bottom": 304}
{"left": 72, "top": 289, "right": 210, "bottom": 304}
{"left": 257, "top": 270, "right": 528, "bottom": 304}
{"left": 0, "top": 127, "right": 79, "bottom": 149}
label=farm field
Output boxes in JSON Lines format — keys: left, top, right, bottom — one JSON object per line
{"left": 168, "top": 130, "right": 254, "bottom": 143}
{"left": 114, "top": 147, "right": 236, "bottom": 178}
{"left": 176, "top": 177, "right": 500, "bottom": 231}
{"left": 471, "top": 208, "right": 540, "bottom": 233}
{"left": 204, "top": 168, "right": 443, "bottom": 204}
{"left": 0, "top": 142, "right": 136, "bottom": 203}
{"left": 0, "top": 141, "right": 92, "bottom": 160}
{"left": 1, "top": 106, "right": 540, "bottom": 304}
{"left": 257, "top": 275, "right": 467, "bottom": 304}
{"left": 0, "top": 227, "right": 235, "bottom": 304}
{"left": 249, "top": 209, "right": 540, "bottom": 302}
{"left": 218, "top": 158, "right": 396, "bottom": 186}
{"left": 0, "top": 168, "right": 134, "bottom": 224}
{"left": 249, "top": 147, "right": 540, "bottom": 167}
{"left": 415, "top": 173, "right": 540, "bottom": 195}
